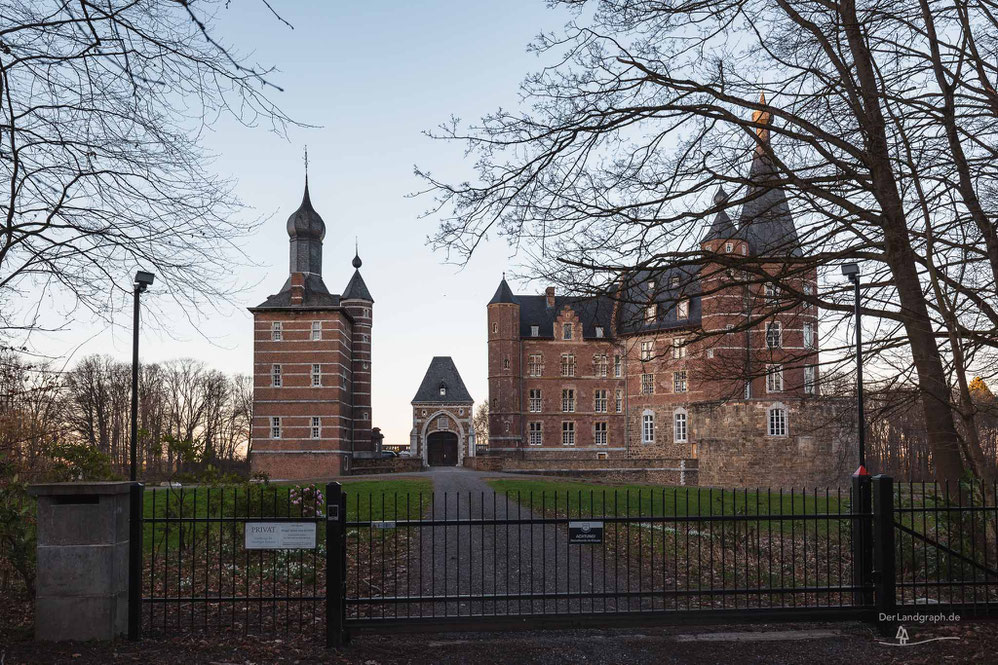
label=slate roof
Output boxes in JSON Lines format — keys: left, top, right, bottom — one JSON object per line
{"left": 251, "top": 273, "right": 342, "bottom": 310}
{"left": 615, "top": 266, "right": 702, "bottom": 335}
{"left": 514, "top": 294, "right": 616, "bottom": 339}
{"left": 489, "top": 278, "right": 516, "bottom": 304}
{"left": 702, "top": 187, "right": 739, "bottom": 243}
{"left": 342, "top": 269, "right": 373, "bottom": 302}
{"left": 412, "top": 357, "right": 474, "bottom": 404}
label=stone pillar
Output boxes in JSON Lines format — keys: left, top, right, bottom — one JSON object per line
{"left": 29, "top": 482, "right": 135, "bottom": 641}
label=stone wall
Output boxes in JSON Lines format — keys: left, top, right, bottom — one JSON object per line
{"left": 464, "top": 455, "right": 698, "bottom": 485}
{"left": 350, "top": 457, "right": 424, "bottom": 475}
{"left": 693, "top": 398, "right": 856, "bottom": 488}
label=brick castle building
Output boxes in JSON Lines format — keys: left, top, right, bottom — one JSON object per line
{"left": 248, "top": 178, "right": 376, "bottom": 479}
{"left": 486, "top": 106, "right": 853, "bottom": 485}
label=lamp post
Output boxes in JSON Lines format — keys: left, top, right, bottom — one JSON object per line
{"left": 841, "top": 263, "right": 866, "bottom": 473}
{"left": 130, "top": 270, "right": 155, "bottom": 482}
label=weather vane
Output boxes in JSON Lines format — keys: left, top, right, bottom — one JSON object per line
{"left": 303, "top": 145, "right": 309, "bottom": 177}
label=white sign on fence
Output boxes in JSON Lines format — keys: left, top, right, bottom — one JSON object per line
{"left": 244, "top": 522, "right": 317, "bottom": 550}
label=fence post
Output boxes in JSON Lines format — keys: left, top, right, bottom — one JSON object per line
{"left": 128, "top": 482, "right": 144, "bottom": 641}
{"left": 872, "top": 475, "right": 896, "bottom": 628}
{"left": 852, "top": 472, "right": 874, "bottom": 607}
{"left": 326, "top": 482, "right": 348, "bottom": 647}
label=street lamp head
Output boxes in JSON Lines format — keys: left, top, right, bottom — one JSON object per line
{"left": 841, "top": 263, "right": 859, "bottom": 281}
{"left": 134, "top": 270, "right": 155, "bottom": 291}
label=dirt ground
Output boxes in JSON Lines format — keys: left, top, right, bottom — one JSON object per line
{"left": 2, "top": 619, "right": 996, "bottom": 665}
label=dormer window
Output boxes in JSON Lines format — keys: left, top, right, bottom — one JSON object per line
{"left": 670, "top": 276, "right": 680, "bottom": 289}
{"left": 562, "top": 323, "right": 573, "bottom": 340}
{"left": 677, "top": 299, "right": 689, "bottom": 320}
{"left": 645, "top": 304, "right": 657, "bottom": 323}
{"left": 439, "top": 383, "right": 447, "bottom": 396}
{"left": 725, "top": 242, "right": 734, "bottom": 253}
{"left": 595, "top": 326, "right": 604, "bottom": 338}
{"left": 531, "top": 325, "right": 539, "bottom": 337}
{"left": 646, "top": 280, "right": 655, "bottom": 293}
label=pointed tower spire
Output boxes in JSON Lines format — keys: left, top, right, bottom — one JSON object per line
{"left": 353, "top": 237, "right": 362, "bottom": 268}
{"left": 702, "top": 186, "right": 738, "bottom": 243}
{"left": 751, "top": 92, "right": 771, "bottom": 149}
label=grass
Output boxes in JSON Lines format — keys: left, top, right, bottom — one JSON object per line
{"left": 485, "top": 478, "right": 848, "bottom": 519}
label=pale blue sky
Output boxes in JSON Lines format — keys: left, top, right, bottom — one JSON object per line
{"left": 34, "top": 1, "right": 575, "bottom": 447}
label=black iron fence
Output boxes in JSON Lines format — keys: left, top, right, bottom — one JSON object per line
{"left": 127, "top": 476, "right": 998, "bottom": 646}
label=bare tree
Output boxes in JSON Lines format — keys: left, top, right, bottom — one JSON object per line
{"left": 420, "top": 0, "right": 998, "bottom": 480}
{"left": 472, "top": 402, "right": 489, "bottom": 450}
{"left": 0, "top": 0, "right": 298, "bottom": 338}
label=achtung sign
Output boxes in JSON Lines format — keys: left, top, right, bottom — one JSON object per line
{"left": 568, "top": 520, "right": 604, "bottom": 544}
{"left": 245, "top": 522, "right": 317, "bottom": 550}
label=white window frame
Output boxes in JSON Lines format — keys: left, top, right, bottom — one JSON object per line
{"left": 768, "top": 404, "right": 788, "bottom": 437}
{"left": 641, "top": 373, "right": 655, "bottom": 395}
{"left": 674, "top": 370, "right": 688, "bottom": 393}
{"left": 615, "top": 389, "right": 623, "bottom": 413}
{"left": 766, "top": 364, "right": 784, "bottom": 393}
{"left": 673, "top": 337, "right": 687, "bottom": 359}
{"left": 562, "top": 323, "right": 573, "bottom": 340}
{"left": 531, "top": 325, "right": 540, "bottom": 337}
{"left": 271, "top": 321, "right": 283, "bottom": 341}
{"left": 562, "top": 389, "right": 576, "bottom": 413}
{"left": 594, "top": 389, "right": 608, "bottom": 413}
{"left": 311, "top": 363, "right": 321, "bottom": 387}
{"left": 766, "top": 321, "right": 782, "bottom": 349}
{"left": 674, "top": 409, "right": 688, "bottom": 443}
{"left": 310, "top": 416, "right": 321, "bottom": 439}
{"left": 595, "top": 326, "right": 605, "bottom": 338}
{"left": 271, "top": 364, "right": 282, "bottom": 387}
{"left": 594, "top": 422, "right": 608, "bottom": 446}
{"left": 270, "top": 416, "right": 281, "bottom": 439}
{"left": 529, "top": 422, "right": 542, "bottom": 446}
{"left": 725, "top": 242, "right": 734, "bottom": 253}
{"left": 765, "top": 282, "right": 778, "bottom": 304}
{"left": 614, "top": 354, "right": 623, "bottom": 377}
{"left": 645, "top": 304, "right": 657, "bottom": 323}
{"left": 641, "top": 340, "right": 654, "bottom": 361}
{"left": 561, "top": 354, "right": 576, "bottom": 377}
{"left": 311, "top": 321, "right": 322, "bottom": 341}
{"left": 562, "top": 421, "right": 575, "bottom": 446}
{"left": 528, "top": 353, "right": 543, "bottom": 377}
{"left": 594, "top": 354, "right": 608, "bottom": 377}
{"left": 804, "top": 365, "right": 817, "bottom": 395}
{"left": 529, "top": 389, "right": 542, "bottom": 413}
{"left": 642, "top": 410, "right": 655, "bottom": 444}
{"left": 677, "top": 299, "right": 689, "bottom": 320}
{"left": 804, "top": 322, "right": 815, "bottom": 349}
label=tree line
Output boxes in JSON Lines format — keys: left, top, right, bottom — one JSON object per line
{"left": 0, "top": 352, "right": 251, "bottom": 481}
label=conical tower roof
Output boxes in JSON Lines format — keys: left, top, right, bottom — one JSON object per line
{"left": 702, "top": 187, "right": 739, "bottom": 243}
{"left": 488, "top": 277, "right": 516, "bottom": 305}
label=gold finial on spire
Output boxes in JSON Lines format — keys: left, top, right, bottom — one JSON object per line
{"left": 751, "top": 92, "right": 771, "bottom": 147}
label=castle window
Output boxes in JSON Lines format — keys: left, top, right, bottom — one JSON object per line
{"left": 674, "top": 409, "right": 688, "bottom": 443}
{"left": 593, "top": 354, "right": 609, "bottom": 377}
{"left": 594, "top": 422, "right": 608, "bottom": 446}
{"left": 804, "top": 365, "right": 817, "bottom": 395}
{"left": 768, "top": 405, "right": 788, "bottom": 437}
{"left": 725, "top": 242, "right": 734, "bottom": 253}
{"left": 562, "top": 323, "right": 574, "bottom": 340}
{"left": 706, "top": 349, "right": 714, "bottom": 359}
{"left": 614, "top": 354, "right": 622, "bottom": 377}
{"left": 529, "top": 389, "right": 542, "bottom": 413}
{"left": 803, "top": 283, "right": 813, "bottom": 310}
{"left": 562, "top": 421, "right": 576, "bottom": 446}
{"left": 744, "top": 381, "right": 752, "bottom": 399}
{"left": 270, "top": 416, "right": 281, "bottom": 439}
{"left": 766, "top": 364, "right": 784, "bottom": 393}
{"left": 673, "top": 337, "right": 687, "bottom": 359}
{"left": 594, "top": 389, "right": 608, "bottom": 413}
{"left": 642, "top": 410, "right": 655, "bottom": 444}
{"left": 766, "top": 321, "right": 782, "bottom": 349}
{"left": 492, "top": 322, "right": 498, "bottom": 334}
{"left": 362, "top": 411, "right": 369, "bottom": 420}
{"left": 271, "top": 364, "right": 282, "bottom": 387}
{"left": 271, "top": 322, "right": 283, "bottom": 341}
{"left": 363, "top": 308, "right": 370, "bottom": 318}
{"left": 677, "top": 299, "right": 689, "bottom": 320}
{"left": 311, "top": 364, "right": 321, "bottom": 387}
{"left": 641, "top": 373, "right": 655, "bottom": 395}
{"left": 561, "top": 389, "right": 576, "bottom": 413}
{"left": 595, "top": 326, "right": 605, "bottom": 338}
{"left": 640, "top": 340, "right": 654, "bottom": 361}
{"left": 362, "top": 334, "right": 369, "bottom": 343}
{"left": 528, "top": 354, "right": 543, "bottom": 377}
{"left": 529, "top": 422, "right": 542, "bottom": 446}
{"left": 560, "top": 354, "right": 576, "bottom": 377}
{"left": 459, "top": 408, "right": 464, "bottom": 416}
{"left": 615, "top": 389, "right": 623, "bottom": 413}
{"left": 804, "top": 322, "right": 815, "bottom": 349}
{"left": 439, "top": 383, "right": 447, "bottom": 396}
{"left": 596, "top": 451, "right": 608, "bottom": 460}
{"left": 670, "top": 276, "right": 680, "bottom": 289}
{"left": 673, "top": 370, "right": 688, "bottom": 393}
{"left": 647, "top": 280, "right": 655, "bottom": 293}
{"left": 531, "top": 325, "right": 540, "bottom": 337}
{"left": 311, "top": 416, "right": 321, "bottom": 439}
{"left": 741, "top": 244, "right": 748, "bottom": 255}
{"left": 311, "top": 321, "right": 322, "bottom": 340}
{"left": 503, "top": 357, "right": 510, "bottom": 370}
{"left": 645, "top": 304, "right": 657, "bottom": 324}
{"left": 765, "top": 282, "right": 779, "bottom": 304}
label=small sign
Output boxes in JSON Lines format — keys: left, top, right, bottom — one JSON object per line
{"left": 568, "top": 520, "right": 604, "bottom": 544}
{"left": 245, "top": 522, "right": 317, "bottom": 550}
{"left": 372, "top": 521, "right": 396, "bottom": 530}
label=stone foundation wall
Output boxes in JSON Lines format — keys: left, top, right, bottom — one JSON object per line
{"left": 693, "top": 398, "right": 855, "bottom": 488}
{"left": 464, "top": 455, "right": 698, "bottom": 485}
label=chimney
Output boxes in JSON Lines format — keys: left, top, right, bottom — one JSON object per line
{"left": 545, "top": 286, "right": 555, "bottom": 308}
{"left": 290, "top": 272, "right": 305, "bottom": 305}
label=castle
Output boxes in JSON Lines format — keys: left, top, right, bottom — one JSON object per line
{"left": 248, "top": 178, "right": 377, "bottom": 480}
{"left": 485, "top": 105, "right": 854, "bottom": 486}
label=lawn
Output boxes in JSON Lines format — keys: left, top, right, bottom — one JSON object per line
{"left": 485, "top": 478, "right": 849, "bottom": 519}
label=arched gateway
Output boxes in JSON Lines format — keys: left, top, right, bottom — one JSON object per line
{"left": 410, "top": 356, "right": 475, "bottom": 466}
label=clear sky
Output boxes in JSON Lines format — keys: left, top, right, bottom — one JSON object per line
{"left": 30, "top": 1, "right": 576, "bottom": 447}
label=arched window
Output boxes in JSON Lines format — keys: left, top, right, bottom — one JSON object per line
{"left": 674, "top": 408, "right": 688, "bottom": 443}
{"left": 768, "top": 404, "right": 788, "bottom": 437}
{"left": 492, "top": 322, "right": 498, "bottom": 334}
{"left": 642, "top": 409, "right": 655, "bottom": 444}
